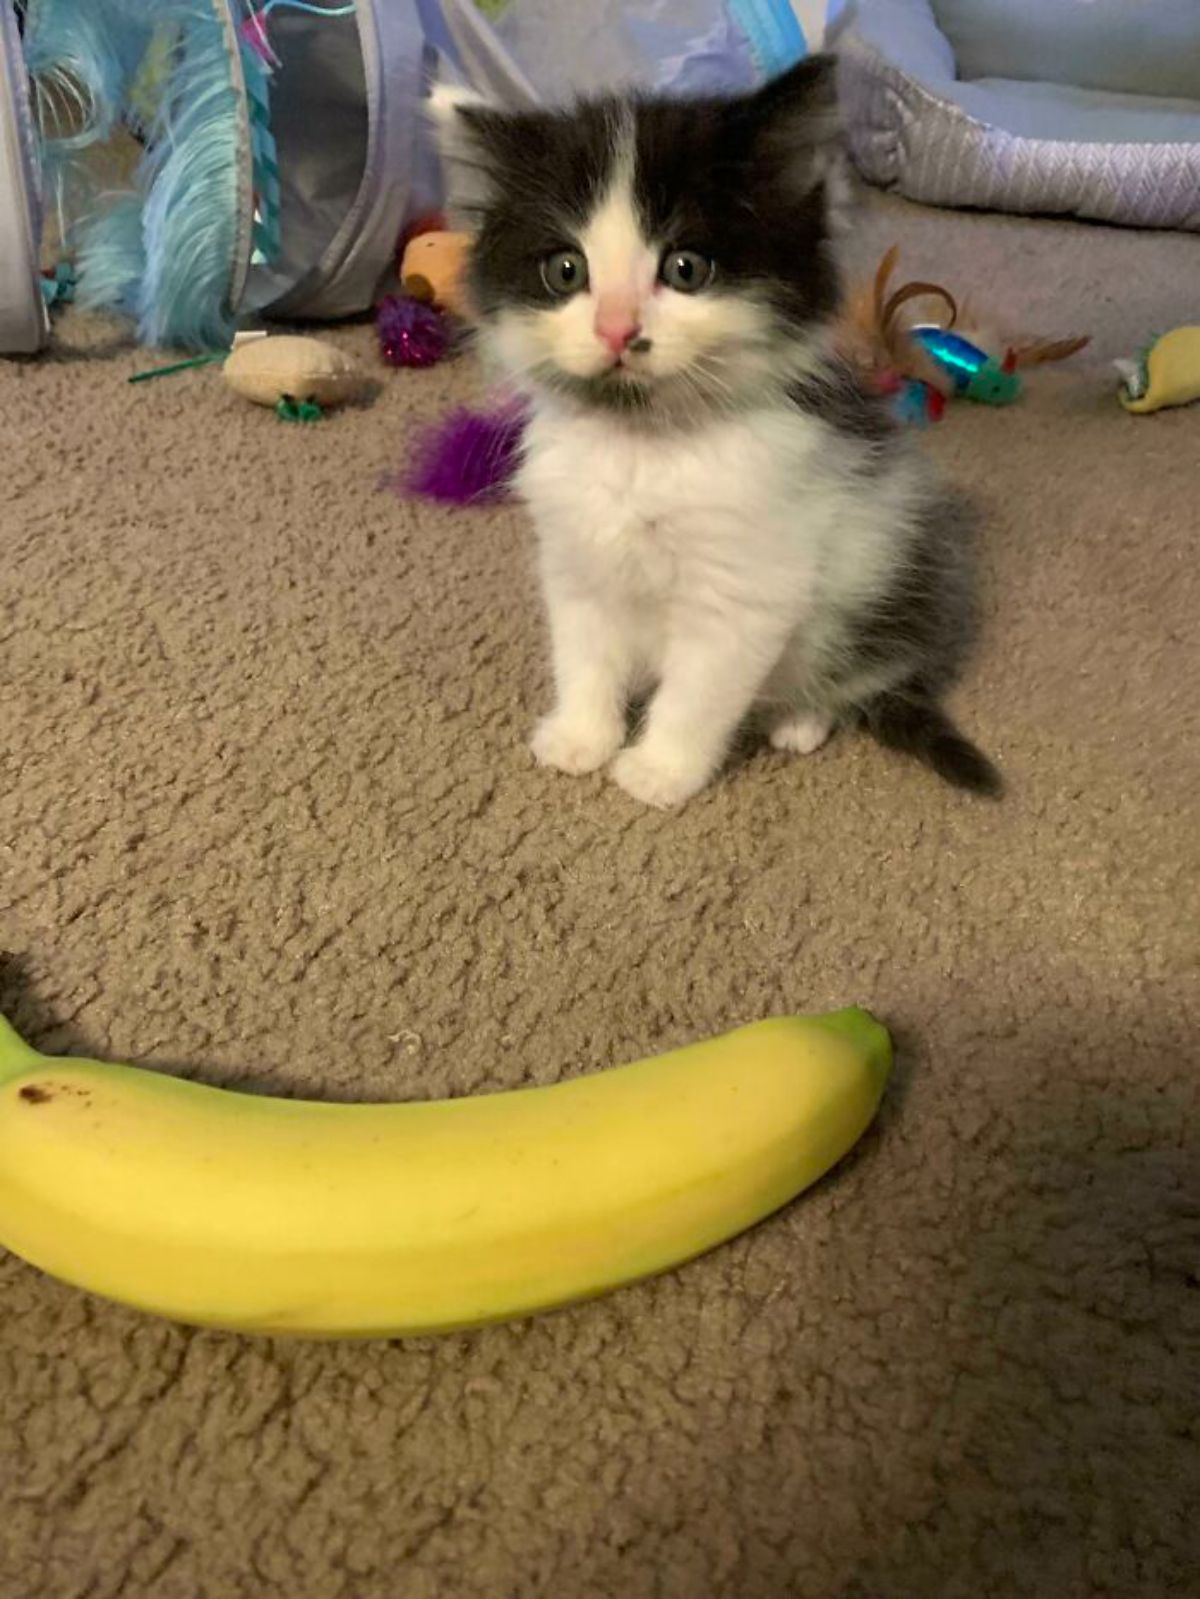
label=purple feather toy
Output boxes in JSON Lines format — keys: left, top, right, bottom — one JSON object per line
{"left": 399, "top": 403, "right": 528, "bottom": 505}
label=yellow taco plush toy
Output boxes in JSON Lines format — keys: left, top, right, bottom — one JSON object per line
{"left": 1117, "top": 326, "right": 1200, "bottom": 414}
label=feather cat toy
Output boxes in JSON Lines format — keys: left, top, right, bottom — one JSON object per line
{"left": 836, "top": 245, "right": 1090, "bottom": 422}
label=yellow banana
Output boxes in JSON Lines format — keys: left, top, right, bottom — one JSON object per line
{"left": 0, "top": 1008, "right": 890, "bottom": 1338}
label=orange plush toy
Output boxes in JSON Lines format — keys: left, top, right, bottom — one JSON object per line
{"left": 399, "top": 230, "right": 472, "bottom": 316}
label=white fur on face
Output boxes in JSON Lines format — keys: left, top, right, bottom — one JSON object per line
{"left": 487, "top": 161, "right": 778, "bottom": 405}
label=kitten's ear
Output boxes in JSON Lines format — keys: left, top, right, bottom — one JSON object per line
{"left": 428, "top": 84, "right": 510, "bottom": 221}
{"left": 736, "top": 55, "right": 854, "bottom": 222}
{"left": 749, "top": 55, "right": 841, "bottom": 149}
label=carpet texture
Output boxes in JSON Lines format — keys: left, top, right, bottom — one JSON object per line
{"left": 2, "top": 194, "right": 1197, "bottom": 1599}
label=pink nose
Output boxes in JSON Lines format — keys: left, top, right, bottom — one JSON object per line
{"left": 595, "top": 316, "right": 641, "bottom": 356}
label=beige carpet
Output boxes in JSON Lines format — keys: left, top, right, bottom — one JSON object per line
{"left": 2, "top": 194, "right": 1197, "bottom": 1599}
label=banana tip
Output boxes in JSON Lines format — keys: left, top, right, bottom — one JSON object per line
{"left": 811, "top": 1007, "right": 893, "bottom": 1094}
{"left": 0, "top": 1013, "right": 43, "bottom": 1083}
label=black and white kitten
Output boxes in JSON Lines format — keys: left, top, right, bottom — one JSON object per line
{"left": 433, "top": 57, "right": 1000, "bottom": 808}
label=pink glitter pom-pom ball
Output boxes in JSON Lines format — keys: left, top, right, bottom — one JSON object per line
{"left": 377, "top": 294, "right": 450, "bottom": 368}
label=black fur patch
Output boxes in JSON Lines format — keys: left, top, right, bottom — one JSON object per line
{"left": 457, "top": 99, "right": 626, "bottom": 316}
{"left": 786, "top": 359, "right": 897, "bottom": 454}
{"left": 630, "top": 64, "right": 841, "bottom": 332}
{"left": 846, "top": 488, "right": 980, "bottom": 694}
{"left": 459, "top": 58, "right": 842, "bottom": 336}
{"left": 840, "top": 488, "right": 999, "bottom": 794}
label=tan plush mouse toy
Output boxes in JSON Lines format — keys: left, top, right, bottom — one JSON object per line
{"left": 223, "top": 334, "right": 365, "bottom": 419}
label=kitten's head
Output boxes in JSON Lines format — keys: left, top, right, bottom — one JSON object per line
{"left": 432, "top": 58, "right": 847, "bottom": 422}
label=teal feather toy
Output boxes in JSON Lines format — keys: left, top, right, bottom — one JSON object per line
{"left": 841, "top": 246, "right": 1090, "bottom": 424}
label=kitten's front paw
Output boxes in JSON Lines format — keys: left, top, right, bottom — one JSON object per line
{"left": 769, "top": 712, "right": 833, "bottom": 756}
{"left": 610, "top": 744, "right": 711, "bottom": 809}
{"left": 531, "top": 712, "right": 624, "bottom": 776}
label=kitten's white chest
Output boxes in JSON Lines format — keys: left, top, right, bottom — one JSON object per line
{"left": 519, "top": 407, "right": 804, "bottom": 605}
{"left": 522, "top": 413, "right": 709, "bottom": 560}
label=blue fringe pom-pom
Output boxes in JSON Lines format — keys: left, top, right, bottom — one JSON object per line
{"left": 23, "top": 0, "right": 142, "bottom": 151}
{"left": 74, "top": 193, "right": 145, "bottom": 317}
{"left": 135, "top": 6, "right": 242, "bottom": 350}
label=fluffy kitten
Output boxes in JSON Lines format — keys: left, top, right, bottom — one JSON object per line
{"left": 433, "top": 57, "right": 1000, "bottom": 808}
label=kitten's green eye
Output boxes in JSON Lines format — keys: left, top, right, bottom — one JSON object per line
{"left": 660, "top": 250, "right": 714, "bottom": 293}
{"left": 541, "top": 249, "right": 589, "bottom": 296}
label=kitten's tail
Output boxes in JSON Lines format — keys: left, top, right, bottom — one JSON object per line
{"left": 864, "top": 689, "right": 1002, "bottom": 797}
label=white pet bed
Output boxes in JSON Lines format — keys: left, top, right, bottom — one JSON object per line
{"left": 837, "top": 0, "right": 1200, "bottom": 231}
